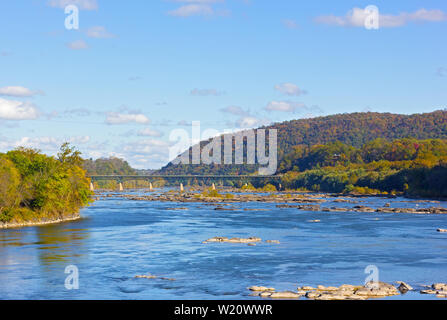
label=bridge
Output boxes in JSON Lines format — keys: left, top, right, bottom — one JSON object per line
{"left": 88, "top": 174, "right": 283, "bottom": 191}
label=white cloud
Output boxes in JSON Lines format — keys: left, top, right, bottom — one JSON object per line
{"left": 315, "top": 8, "right": 447, "bottom": 28}
{"left": 120, "top": 138, "right": 174, "bottom": 168}
{"left": 63, "top": 108, "right": 91, "bottom": 117}
{"left": 69, "top": 136, "right": 91, "bottom": 144}
{"left": 235, "top": 116, "right": 270, "bottom": 129}
{"left": 106, "top": 112, "right": 150, "bottom": 125}
{"left": 0, "top": 98, "right": 39, "bottom": 120}
{"left": 0, "top": 86, "right": 42, "bottom": 97}
{"left": 86, "top": 26, "right": 116, "bottom": 39}
{"left": 171, "top": 0, "right": 223, "bottom": 3}
{"left": 219, "top": 105, "right": 249, "bottom": 116}
{"left": 437, "top": 67, "right": 447, "bottom": 77}
{"left": 168, "top": 4, "right": 214, "bottom": 17}
{"left": 283, "top": 19, "right": 298, "bottom": 29}
{"left": 67, "top": 40, "right": 88, "bottom": 50}
{"left": 137, "top": 127, "right": 163, "bottom": 137}
{"left": 177, "top": 120, "right": 192, "bottom": 126}
{"left": 0, "top": 135, "right": 90, "bottom": 152}
{"left": 274, "top": 83, "right": 307, "bottom": 96}
{"left": 265, "top": 101, "right": 305, "bottom": 113}
{"left": 190, "top": 88, "right": 225, "bottom": 96}
{"left": 47, "top": 0, "right": 98, "bottom": 10}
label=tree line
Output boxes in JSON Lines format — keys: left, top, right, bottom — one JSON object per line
{"left": 0, "top": 143, "right": 92, "bottom": 224}
{"left": 280, "top": 138, "right": 447, "bottom": 197}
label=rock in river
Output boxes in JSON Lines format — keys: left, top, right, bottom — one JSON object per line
{"left": 203, "top": 236, "right": 262, "bottom": 244}
{"left": 269, "top": 291, "right": 302, "bottom": 299}
{"left": 355, "top": 281, "right": 399, "bottom": 297}
{"left": 248, "top": 286, "right": 275, "bottom": 292}
{"left": 396, "top": 281, "right": 413, "bottom": 293}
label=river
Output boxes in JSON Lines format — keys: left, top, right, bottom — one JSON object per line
{"left": 1, "top": 190, "right": 446, "bottom": 299}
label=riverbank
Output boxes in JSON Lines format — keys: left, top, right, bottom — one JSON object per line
{"left": 0, "top": 213, "right": 81, "bottom": 229}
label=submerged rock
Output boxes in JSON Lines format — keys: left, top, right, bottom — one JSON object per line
{"left": 259, "top": 291, "right": 275, "bottom": 298}
{"left": 299, "top": 286, "right": 315, "bottom": 291}
{"left": 269, "top": 291, "right": 302, "bottom": 299}
{"left": 248, "top": 286, "right": 275, "bottom": 292}
{"left": 305, "top": 291, "right": 321, "bottom": 299}
{"left": 322, "top": 207, "right": 350, "bottom": 212}
{"left": 203, "top": 236, "right": 262, "bottom": 244}
{"left": 353, "top": 206, "right": 375, "bottom": 212}
{"left": 297, "top": 205, "right": 321, "bottom": 211}
{"left": 135, "top": 274, "right": 157, "bottom": 279}
{"left": 420, "top": 289, "right": 438, "bottom": 294}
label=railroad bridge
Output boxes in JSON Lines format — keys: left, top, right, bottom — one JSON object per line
{"left": 88, "top": 174, "right": 283, "bottom": 191}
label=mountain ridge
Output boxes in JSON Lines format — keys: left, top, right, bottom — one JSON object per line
{"left": 158, "top": 110, "right": 447, "bottom": 175}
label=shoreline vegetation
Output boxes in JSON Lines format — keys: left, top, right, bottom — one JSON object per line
{"left": 0, "top": 143, "right": 92, "bottom": 229}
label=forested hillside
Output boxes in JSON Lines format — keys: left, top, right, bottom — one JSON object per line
{"left": 280, "top": 138, "right": 447, "bottom": 197}
{"left": 83, "top": 157, "right": 136, "bottom": 176}
{"left": 159, "top": 110, "right": 447, "bottom": 175}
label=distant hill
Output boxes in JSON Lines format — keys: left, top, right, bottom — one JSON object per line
{"left": 158, "top": 110, "right": 447, "bottom": 175}
{"left": 83, "top": 157, "right": 136, "bottom": 176}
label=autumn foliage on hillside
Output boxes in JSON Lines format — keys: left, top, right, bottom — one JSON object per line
{"left": 280, "top": 138, "right": 447, "bottom": 197}
{"left": 159, "top": 110, "right": 447, "bottom": 176}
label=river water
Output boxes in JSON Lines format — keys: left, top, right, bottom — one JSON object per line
{"left": 1, "top": 190, "right": 446, "bottom": 300}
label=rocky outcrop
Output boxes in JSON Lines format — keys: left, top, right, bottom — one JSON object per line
{"left": 135, "top": 273, "right": 176, "bottom": 281}
{"left": 135, "top": 274, "right": 157, "bottom": 279}
{"left": 203, "top": 236, "right": 262, "bottom": 244}
{"left": 248, "top": 286, "right": 275, "bottom": 292}
{"left": 269, "top": 291, "right": 302, "bottom": 299}
{"left": 253, "top": 281, "right": 411, "bottom": 300}
{"left": 355, "top": 281, "right": 399, "bottom": 297}
{"left": 396, "top": 281, "right": 413, "bottom": 293}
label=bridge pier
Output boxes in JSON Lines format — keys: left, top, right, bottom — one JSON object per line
{"left": 119, "top": 182, "right": 124, "bottom": 191}
{"left": 149, "top": 182, "right": 153, "bottom": 191}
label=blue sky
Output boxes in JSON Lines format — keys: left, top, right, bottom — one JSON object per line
{"left": 0, "top": 0, "right": 446, "bottom": 169}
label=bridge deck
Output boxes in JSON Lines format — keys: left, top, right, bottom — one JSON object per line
{"left": 89, "top": 175, "right": 282, "bottom": 180}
